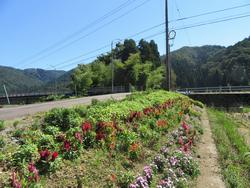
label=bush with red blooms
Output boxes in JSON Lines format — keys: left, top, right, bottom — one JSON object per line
{"left": 156, "top": 119, "right": 168, "bottom": 128}
{"left": 36, "top": 149, "right": 60, "bottom": 174}
{"left": 128, "top": 142, "right": 141, "bottom": 160}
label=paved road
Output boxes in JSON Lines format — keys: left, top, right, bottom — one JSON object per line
{"left": 0, "top": 93, "right": 130, "bottom": 120}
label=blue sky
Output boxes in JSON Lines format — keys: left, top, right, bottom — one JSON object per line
{"left": 0, "top": 0, "right": 249, "bottom": 70}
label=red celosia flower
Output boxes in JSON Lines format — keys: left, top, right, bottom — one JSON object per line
{"left": 64, "top": 140, "right": 71, "bottom": 152}
{"left": 51, "top": 151, "right": 59, "bottom": 161}
{"left": 156, "top": 120, "right": 167, "bottom": 127}
{"left": 96, "top": 132, "right": 105, "bottom": 140}
{"left": 129, "top": 143, "right": 139, "bottom": 152}
{"left": 39, "top": 149, "right": 50, "bottom": 161}
{"left": 110, "top": 174, "right": 116, "bottom": 182}
{"left": 75, "top": 132, "right": 83, "bottom": 143}
{"left": 82, "top": 121, "right": 92, "bottom": 133}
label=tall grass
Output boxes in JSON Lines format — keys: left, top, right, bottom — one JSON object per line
{"left": 208, "top": 109, "right": 250, "bottom": 188}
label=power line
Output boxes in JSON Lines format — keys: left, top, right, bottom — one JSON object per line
{"left": 18, "top": 0, "right": 152, "bottom": 68}
{"left": 45, "top": 23, "right": 164, "bottom": 69}
{"left": 56, "top": 12, "right": 250, "bottom": 70}
{"left": 22, "top": 2, "right": 250, "bottom": 70}
{"left": 174, "top": 13, "right": 250, "bottom": 31}
{"left": 174, "top": 0, "right": 191, "bottom": 45}
{"left": 56, "top": 30, "right": 166, "bottom": 69}
{"left": 15, "top": 0, "right": 137, "bottom": 67}
{"left": 45, "top": 22, "right": 165, "bottom": 69}
{"left": 169, "top": 3, "right": 250, "bottom": 23}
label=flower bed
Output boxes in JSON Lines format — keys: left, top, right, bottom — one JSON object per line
{"left": 129, "top": 121, "right": 201, "bottom": 188}
{"left": 0, "top": 90, "right": 202, "bottom": 187}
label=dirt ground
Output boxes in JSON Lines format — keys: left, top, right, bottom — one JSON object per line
{"left": 195, "top": 109, "right": 225, "bottom": 188}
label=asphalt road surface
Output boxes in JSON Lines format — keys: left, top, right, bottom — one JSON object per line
{"left": 0, "top": 93, "right": 130, "bottom": 120}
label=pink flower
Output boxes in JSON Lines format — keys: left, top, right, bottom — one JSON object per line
{"left": 28, "top": 163, "right": 36, "bottom": 173}
{"left": 11, "top": 172, "right": 21, "bottom": 188}
{"left": 75, "top": 132, "right": 83, "bottom": 143}
{"left": 64, "top": 140, "right": 71, "bottom": 152}
{"left": 178, "top": 137, "right": 184, "bottom": 145}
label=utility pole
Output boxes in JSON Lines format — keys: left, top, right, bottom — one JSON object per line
{"left": 165, "top": 0, "right": 170, "bottom": 91}
{"left": 3, "top": 84, "right": 10, "bottom": 105}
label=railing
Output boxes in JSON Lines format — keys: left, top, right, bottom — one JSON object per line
{"left": 88, "top": 86, "right": 127, "bottom": 95}
{"left": 0, "top": 91, "right": 72, "bottom": 98}
{"left": 176, "top": 86, "right": 250, "bottom": 94}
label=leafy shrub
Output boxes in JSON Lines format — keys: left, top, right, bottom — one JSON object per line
{"left": 36, "top": 149, "right": 61, "bottom": 174}
{"left": 31, "top": 120, "right": 40, "bottom": 130}
{"left": 0, "top": 120, "right": 5, "bottom": 131}
{"left": 37, "top": 134, "right": 57, "bottom": 150}
{"left": 117, "top": 171, "right": 134, "bottom": 188}
{"left": 73, "top": 106, "right": 87, "bottom": 117}
{"left": 12, "top": 129, "right": 24, "bottom": 138}
{"left": 43, "top": 126, "right": 61, "bottom": 137}
{"left": 117, "top": 130, "right": 137, "bottom": 152}
{"left": 12, "top": 144, "right": 38, "bottom": 167}
{"left": 83, "top": 131, "right": 96, "bottom": 149}
{"left": 224, "top": 164, "right": 246, "bottom": 188}
{"left": 0, "top": 137, "right": 5, "bottom": 148}
{"left": 13, "top": 121, "right": 19, "bottom": 128}
{"left": 191, "top": 99, "right": 204, "bottom": 108}
{"left": 44, "top": 108, "right": 81, "bottom": 131}
{"left": 91, "top": 98, "right": 99, "bottom": 105}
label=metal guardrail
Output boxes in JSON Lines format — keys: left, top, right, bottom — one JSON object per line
{"left": 0, "top": 91, "right": 72, "bottom": 98}
{"left": 88, "top": 86, "right": 127, "bottom": 95}
{"left": 176, "top": 86, "right": 250, "bottom": 94}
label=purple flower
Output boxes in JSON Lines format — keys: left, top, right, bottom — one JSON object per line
{"left": 157, "top": 177, "right": 174, "bottom": 188}
{"left": 143, "top": 166, "right": 153, "bottom": 181}
{"left": 169, "top": 156, "right": 178, "bottom": 166}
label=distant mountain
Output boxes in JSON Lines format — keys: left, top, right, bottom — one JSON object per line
{"left": 24, "top": 68, "right": 65, "bottom": 83}
{"left": 166, "top": 37, "right": 250, "bottom": 88}
{"left": 169, "top": 45, "right": 225, "bottom": 87}
{"left": 0, "top": 66, "right": 66, "bottom": 95}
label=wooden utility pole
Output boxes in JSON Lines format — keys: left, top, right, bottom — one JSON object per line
{"left": 165, "top": 0, "right": 170, "bottom": 91}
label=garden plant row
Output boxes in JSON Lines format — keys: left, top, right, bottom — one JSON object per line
{"left": 0, "top": 90, "right": 203, "bottom": 187}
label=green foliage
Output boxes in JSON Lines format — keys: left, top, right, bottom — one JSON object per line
{"left": 117, "top": 130, "right": 137, "bottom": 152}
{"left": 41, "top": 94, "right": 64, "bottom": 102}
{"left": 12, "top": 144, "right": 38, "bottom": 167}
{"left": 44, "top": 108, "right": 81, "bottom": 132}
{"left": 13, "top": 120, "right": 20, "bottom": 128}
{"left": 0, "top": 137, "right": 5, "bottom": 148}
{"left": 12, "top": 129, "right": 24, "bottom": 138}
{"left": 208, "top": 109, "right": 250, "bottom": 187}
{"left": 146, "top": 66, "right": 165, "bottom": 89}
{"left": 71, "top": 39, "right": 164, "bottom": 94}
{"left": 0, "top": 120, "right": 5, "bottom": 131}
{"left": 117, "top": 171, "right": 134, "bottom": 188}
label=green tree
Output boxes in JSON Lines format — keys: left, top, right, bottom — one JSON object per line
{"left": 71, "top": 64, "right": 93, "bottom": 95}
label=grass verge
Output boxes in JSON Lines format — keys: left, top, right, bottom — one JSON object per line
{"left": 208, "top": 108, "right": 250, "bottom": 188}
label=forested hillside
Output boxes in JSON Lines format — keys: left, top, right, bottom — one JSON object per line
{"left": 1, "top": 37, "right": 249, "bottom": 95}
{"left": 171, "top": 37, "right": 250, "bottom": 87}
{"left": 0, "top": 67, "right": 65, "bottom": 95}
